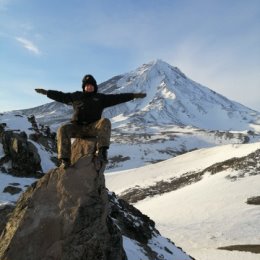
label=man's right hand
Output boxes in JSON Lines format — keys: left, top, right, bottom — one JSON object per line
{"left": 35, "top": 88, "right": 47, "bottom": 95}
{"left": 134, "top": 93, "right": 146, "bottom": 99}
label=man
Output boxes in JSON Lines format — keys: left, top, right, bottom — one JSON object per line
{"left": 35, "top": 74, "right": 146, "bottom": 168}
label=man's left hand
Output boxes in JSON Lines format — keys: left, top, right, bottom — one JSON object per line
{"left": 35, "top": 88, "right": 48, "bottom": 95}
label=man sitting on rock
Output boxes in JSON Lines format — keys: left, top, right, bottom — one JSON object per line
{"left": 35, "top": 74, "right": 146, "bottom": 168}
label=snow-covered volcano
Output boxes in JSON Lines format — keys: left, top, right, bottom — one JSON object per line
{"left": 23, "top": 59, "right": 260, "bottom": 132}
{"left": 20, "top": 59, "right": 260, "bottom": 172}
{"left": 100, "top": 59, "right": 260, "bottom": 131}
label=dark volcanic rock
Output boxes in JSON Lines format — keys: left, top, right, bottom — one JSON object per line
{"left": 3, "top": 186, "right": 22, "bottom": 195}
{"left": 0, "top": 115, "right": 57, "bottom": 177}
{"left": 108, "top": 192, "right": 194, "bottom": 260}
{"left": 219, "top": 244, "right": 260, "bottom": 253}
{"left": 1, "top": 130, "right": 42, "bottom": 177}
{"left": 109, "top": 192, "right": 157, "bottom": 243}
{"left": 246, "top": 196, "right": 260, "bottom": 205}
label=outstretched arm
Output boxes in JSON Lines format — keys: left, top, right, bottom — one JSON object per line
{"left": 35, "top": 88, "right": 72, "bottom": 104}
{"left": 133, "top": 93, "right": 146, "bottom": 99}
{"left": 103, "top": 92, "right": 147, "bottom": 108}
{"left": 35, "top": 88, "right": 47, "bottom": 95}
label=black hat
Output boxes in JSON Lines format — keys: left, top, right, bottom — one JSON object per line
{"left": 82, "top": 74, "right": 98, "bottom": 93}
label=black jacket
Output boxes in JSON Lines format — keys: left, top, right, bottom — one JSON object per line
{"left": 47, "top": 90, "right": 135, "bottom": 124}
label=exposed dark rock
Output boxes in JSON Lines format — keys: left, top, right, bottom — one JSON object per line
{"left": 218, "top": 244, "right": 260, "bottom": 253}
{"left": 27, "top": 115, "right": 39, "bottom": 132}
{"left": 1, "top": 130, "right": 43, "bottom": 177}
{"left": 0, "top": 123, "right": 7, "bottom": 139}
{"left": 109, "top": 192, "right": 159, "bottom": 259}
{"left": 0, "top": 114, "right": 57, "bottom": 177}
{"left": 120, "top": 171, "right": 203, "bottom": 203}
{"left": 109, "top": 192, "right": 157, "bottom": 243}
{"left": 107, "top": 155, "right": 131, "bottom": 170}
{"left": 0, "top": 165, "right": 7, "bottom": 173}
{"left": 108, "top": 192, "right": 195, "bottom": 260}
{"left": 246, "top": 196, "right": 260, "bottom": 205}
{"left": 3, "top": 186, "right": 22, "bottom": 195}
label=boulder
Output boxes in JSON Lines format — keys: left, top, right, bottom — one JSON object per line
{"left": 0, "top": 138, "right": 126, "bottom": 260}
{"left": 246, "top": 196, "right": 260, "bottom": 205}
{"left": 1, "top": 130, "right": 42, "bottom": 177}
{"left": 0, "top": 115, "right": 57, "bottom": 177}
{"left": 3, "top": 186, "right": 22, "bottom": 195}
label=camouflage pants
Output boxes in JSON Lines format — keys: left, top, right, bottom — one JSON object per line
{"left": 57, "top": 118, "right": 111, "bottom": 160}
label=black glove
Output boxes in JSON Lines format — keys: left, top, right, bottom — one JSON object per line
{"left": 134, "top": 93, "right": 146, "bottom": 99}
{"left": 35, "top": 88, "right": 48, "bottom": 95}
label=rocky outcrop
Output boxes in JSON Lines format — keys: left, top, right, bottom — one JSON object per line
{"left": 108, "top": 192, "right": 194, "bottom": 260}
{"left": 246, "top": 196, "right": 260, "bottom": 205}
{"left": 109, "top": 192, "right": 157, "bottom": 243}
{"left": 0, "top": 149, "right": 126, "bottom": 260}
{"left": 0, "top": 130, "right": 42, "bottom": 177}
{"left": 0, "top": 189, "right": 194, "bottom": 260}
{"left": 0, "top": 115, "right": 57, "bottom": 177}
{"left": 0, "top": 138, "right": 193, "bottom": 260}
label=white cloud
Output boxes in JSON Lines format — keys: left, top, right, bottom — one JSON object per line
{"left": 15, "top": 37, "right": 41, "bottom": 55}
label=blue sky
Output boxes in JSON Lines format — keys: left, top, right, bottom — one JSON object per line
{"left": 1, "top": 0, "right": 260, "bottom": 112}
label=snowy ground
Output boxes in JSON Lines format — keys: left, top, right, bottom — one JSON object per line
{"left": 135, "top": 171, "right": 260, "bottom": 260}
{"left": 1, "top": 112, "right": 260, "bottom": 259}
{"left": 0, "top": 172, "right": 37, "bottom": 206}
{"left": 106, "top": 143, "right": 260, "bottom": 260}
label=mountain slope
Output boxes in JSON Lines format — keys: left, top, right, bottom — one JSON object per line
{"left": 22, "top": 59, "right": 260, "bottom": 132}
{"left": 102, "top": 59, "right": 260, "bottom": 131}
{"left": 105, "top": 142, "right": 260, "bottom": 260}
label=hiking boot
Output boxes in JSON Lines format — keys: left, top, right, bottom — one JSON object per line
{"left": 97, "top": 147, "right": 108, "bottom": 163}
{"left": 59, "top": 158, "right": 71, "bottom": 169}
